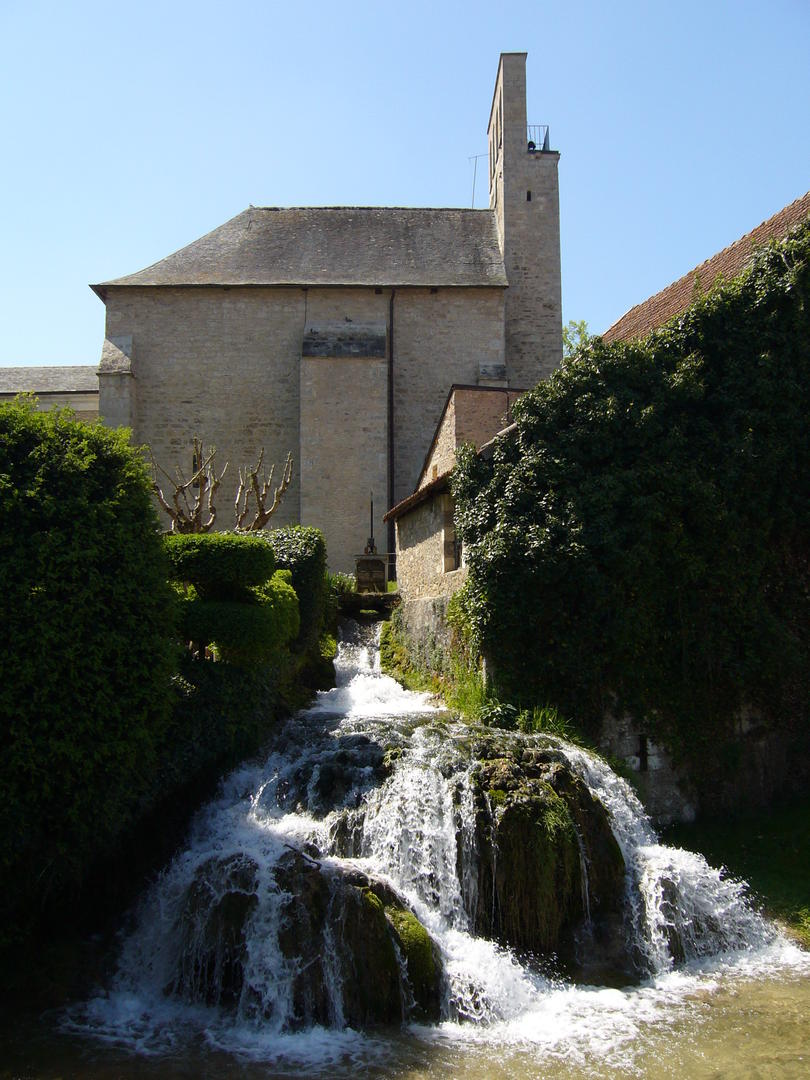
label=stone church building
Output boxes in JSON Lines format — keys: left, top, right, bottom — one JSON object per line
{"left": 93, "top": 52, "right": 562, "bottom": 571}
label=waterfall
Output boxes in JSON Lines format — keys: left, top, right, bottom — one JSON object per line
{"left": 66, "top": 622, "right": 805, "bottom": 1068}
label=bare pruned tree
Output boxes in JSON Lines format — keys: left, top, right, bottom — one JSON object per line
{"left": 234, "top": 449, "right": 293, "bottom": 532}
{"left": 150, "top": 437, "right": 228, "bottom": 533}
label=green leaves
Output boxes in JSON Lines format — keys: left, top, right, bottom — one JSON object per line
{"left": 453, "top": 221, "right": 810, "bottom": 775}
{"left": 0, "top": 400, "right": 176, "bottom": 937}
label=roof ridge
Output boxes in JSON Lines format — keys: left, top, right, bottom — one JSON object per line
{"left": 92, "top": 206, "right": 507, "bottom": 293}
{"left": 252, "top": 205, "right": 493, "bottom": 212}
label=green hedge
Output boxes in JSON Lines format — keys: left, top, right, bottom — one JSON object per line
{"left": 0, "top": 399, "right": 175, "bottom": 943}
{"left": 453, "top": 220, "right": 810, "bottom": 777}
{"left": 164, "top": 532, "right": 275, "bottom": 598}
{"left": 178, "top": 571, "right": 299, "bottom": 664}
{"left": 256, "top": 526, "right": 328, "bottom": 653}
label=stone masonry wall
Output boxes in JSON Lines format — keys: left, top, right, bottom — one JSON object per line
{"left": 488, "top": 53, "right": 562, "bottom": 382}
{"left": 101, "top": 283, "right": 509, "bottom": 570}
{"left": 420, "top": 385, "right": 524, "bottom": 488}
{"left": 103, "top": 286, "right": 304, "bottom": 534}
{"left": 393, "top": 287, "right": 505, "bottom": 501}
{"left": 300, "top": 354, "right": 388, "bottom": 572}
{"left": 396, "top": 492, "right": 467, "bottom": 601}
{"left": 0, "top": 391, "right": 99, "bottom": 423}
{"left": 419, "top": 396, "right": 456, "bottom": 488}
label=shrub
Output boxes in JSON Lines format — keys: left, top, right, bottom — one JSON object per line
{"left": 177, "top": 571, "right": 300, "bottom": 665}
{"left": 0, "top": 399, "right": 175, "bottom": 941}
{"left": 257, "top": 526, "right": 328, "bottom": 653}
{"left": 166, "top": 531, "right": 298, "bottom": 668}
{"left": 164, "top": 532, "right": 275, "bottom": 598}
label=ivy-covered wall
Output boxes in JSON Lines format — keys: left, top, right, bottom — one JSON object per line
{"left": 453, "top": 221, "right": 810, "bottom": 807}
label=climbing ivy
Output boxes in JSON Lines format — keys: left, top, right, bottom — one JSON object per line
{"left": 453, "top": 221, "right": 810, "bottom": 775}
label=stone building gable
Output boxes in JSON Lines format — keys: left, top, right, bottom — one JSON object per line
{"left": 91, "top": 53, "right": 562, "bottom": 572}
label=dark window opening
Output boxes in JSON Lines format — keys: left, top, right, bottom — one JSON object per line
{"left": 527, "top": 190, "right": 532, "bottom": 201}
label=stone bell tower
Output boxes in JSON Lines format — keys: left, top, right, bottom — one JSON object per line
{"left": 488, "top": 52, "right": 562, "bottom": 383}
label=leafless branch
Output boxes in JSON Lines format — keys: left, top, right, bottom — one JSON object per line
{"left": 234, "top": 449, "right": 293, "bottom": 531}
{"left": 149, "top": 436, "right": 228, "bottom": 533}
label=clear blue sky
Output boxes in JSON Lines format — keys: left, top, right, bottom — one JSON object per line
{"left": 1, "top": 0, "right": 808, "bottom": 366}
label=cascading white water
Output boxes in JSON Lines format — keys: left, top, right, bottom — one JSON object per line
{"left": 66, "top": 623, "right": 808, "bottom": 1074}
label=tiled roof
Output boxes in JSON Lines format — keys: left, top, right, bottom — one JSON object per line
{"left": 93, "top": 207, "right": 508, "bottom": 294}
{"left": 384, "top": 472, "right": 450, "bottom": 523}
{"left": 602, "top": 191, "right": 810, "bottom": 343}
{"left": 0, "top": 366, "right": 98, "bottom": 394}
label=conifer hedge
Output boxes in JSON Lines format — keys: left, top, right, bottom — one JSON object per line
{"left": 453, "top": 221, "right": 810, "bottom": 775}
{"left": 0, "top": 400, "right": 175, "bottom": 941}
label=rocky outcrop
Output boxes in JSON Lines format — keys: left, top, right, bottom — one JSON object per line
{"left": 169, "top": 848, "right": 442, "bottom": 1028}
{"left": 462, "top": 737, "right": 628, "bottom": 974}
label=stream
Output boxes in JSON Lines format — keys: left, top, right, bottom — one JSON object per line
{"left": 5, "top": 623, "right": 808, "bottom": 1078}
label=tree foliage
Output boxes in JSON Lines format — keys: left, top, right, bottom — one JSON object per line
{"left": 0, "top": 401, "right": 175, "bottom": 938}
{"left": 562, "top": 318, "right": 591, "bottom": 359}
{"left": 453, "top": 222, "right": 810, "bottom": 770}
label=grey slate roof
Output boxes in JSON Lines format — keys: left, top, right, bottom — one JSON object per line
{"left": 0, "top": 366, "right": 98, "bottom": 394}
{"left": 92, "top": 207, "right": 508, "bottom": 294}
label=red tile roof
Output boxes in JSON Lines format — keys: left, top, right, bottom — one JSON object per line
{"left": 602, "top": 191, "right": 810, "bottom": 344}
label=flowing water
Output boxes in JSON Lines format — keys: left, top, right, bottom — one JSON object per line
{"left": 8, "top": 624, "right": 809, "bottom": 1077}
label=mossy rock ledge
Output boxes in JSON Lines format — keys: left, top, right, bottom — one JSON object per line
{"left": 169, "top": 849, "right": 442, "bottom": 1028}
{"left": 464, "top": 737, "right": 628, "bottom": 975}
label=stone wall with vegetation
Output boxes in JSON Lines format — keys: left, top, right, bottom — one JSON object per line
{"left": 451, "top": 220, "right": 810, "bottom": 817}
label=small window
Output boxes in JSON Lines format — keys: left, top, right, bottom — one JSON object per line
{"left": 526, "top": 190, "right": 532, "bottom": 202}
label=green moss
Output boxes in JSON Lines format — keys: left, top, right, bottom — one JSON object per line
{"left": 358, "top": 889, "right": 400, "bottom": 986}
{"left": 362, "top": 888, "right": 384, "bottom": 914}
{"left": 379, "top": 611, "right": 488, "bottom": 716}
{"left": 492, "top": 783, "right": 580, "bottom": 953}
{"left": 384, "top": 905, "right": 436, "bottom": 1009}
{"left": 379, "top": 619, "right": 439, "bottom": 695}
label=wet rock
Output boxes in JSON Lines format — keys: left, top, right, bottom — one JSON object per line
{"left": 463, "top": 738, "right": 628, "bottom": 972}
{"left": 285, "top": 736, "right": 386, "bottom": 816}
{"left": 169, "top": 847, "right": 442, "bottom": 1029}
{"left": 275, "top": 851, "right": 442, "bottom": 1027}
{"left": 168, "top": 852, "right": 259, "bottom": 1007}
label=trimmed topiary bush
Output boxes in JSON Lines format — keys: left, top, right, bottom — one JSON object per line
{"left": 166, "top": 532, "right": 298, "bottom": 667}
{"left": 164, "top": 532, "right": 275, "bottom": 599}
{"left": 257, "top": 526, "right": 328, "bottom": 653}
{"left": 0, "top": 399, "right": 176, "bottom": 944}
{"left": 177, "top": 572, "right": 300, "bottom": 666}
